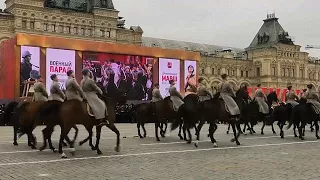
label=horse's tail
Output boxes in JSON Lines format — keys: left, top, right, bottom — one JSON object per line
{"left": 17, "top": 102, "right": 32, "bottom": 138}
{"left": 171, "top": 110, "right": 183, "bottom": 131}
{"left": 287, "top": 107, "right": 296, "bottom": 130}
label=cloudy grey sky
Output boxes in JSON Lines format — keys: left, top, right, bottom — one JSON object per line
{"left": 1, "top": 0, "right": 319, "bottom": 57}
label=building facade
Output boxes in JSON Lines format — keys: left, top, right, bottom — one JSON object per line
{"left": 0, "top": 0, "right": 143, "bottom": 45}
{"left": 0, "top": 1, "right": 318, "bottom": 91}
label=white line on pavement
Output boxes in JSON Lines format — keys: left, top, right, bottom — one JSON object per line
{"left": 244, "top": 135, "right": 294, "bottom": 140}
{"left": 0, "top": 140, "right": 318, "bottom": 167}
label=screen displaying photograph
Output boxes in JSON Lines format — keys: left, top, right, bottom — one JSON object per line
{"left": 159, "top": 58, "right": 180, "bottom": 97}
{"left": 46, "top": 48, "right": 76, "bottom": 94}
{"left": 20, "top": 46, "right": 40, "bottom": 96}
{"left": 184, "top": 60, "right": 197, "bottom": 94}
{"left": 82, "top": 52, "right": 154, "bottom": 101}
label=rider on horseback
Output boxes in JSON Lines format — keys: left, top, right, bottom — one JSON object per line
{"left": 218, "top": 74, "right": 240, "bottom": 117}
{"left": 48, "top": 74, "right": 65, "bottom": 102}
{"left": 81, "top": 69, "right": 108, "bottom": 126}
{"left": 286, "top": 83, "right": 299, "bottom": 107}
{"left": 169, "top": 80, "right": 184, "bottom": 111}
{"left": 65, "top": 70, "right": 86, "bottom": 101}
{"left": 152, "top": 83, "right": 163, "bottom": 102}
{"left": 31, "top": 70, "right": 48, "bottom": 101}
{"left": 197, "top": 77, "right": 212, "bottom": 102}
{"left": 254, "top": 84, "right": 269, "bottom": 114}
{"left": 304, "top": 84, "right": 320, "bottom": 114}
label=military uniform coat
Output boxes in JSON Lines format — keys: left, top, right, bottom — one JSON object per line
{"left": 152, "top": 88, "right": 163, "bottom": 102}
{"left": 286, "top": 90, "right": 299, "bottom": 107}
{"left": 65, "top": 78, "right": 85, "bottom": 101}
{"left": 197, "top": 83, "right": 212, "bottom": 102}
{"left": 218, "top": 81, "right": 240, "bottom": 115}
{"left": 33, "top": 82, "right": 48, "bottom": 101}
{"left": 169, "top": 85, "right": 184, "bottom": 111}
{"left": 81, "top": 77, "right": 107, "bottom": 119}
{"left": 305, "top": 88, "right": 320, "bottom": 114}
{"left": 254, "top": 88, "right": 269, "bottom": 114}
{"left": 48, "top": 81, "right": 65, "bottom": 102}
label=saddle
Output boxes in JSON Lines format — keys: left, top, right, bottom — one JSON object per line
{"left": 86, "top": 103, "right": 94, "bottom": 117}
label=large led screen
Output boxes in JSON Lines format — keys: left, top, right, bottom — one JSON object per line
{"left": 159, "top": 58, "right": 180, "bottom": 97}
{"left": 20, "top": 46, "right": 40, "bottom": 96}
{"left": 83, "top": 52, "right": 154, "bottom": 100}
{"left": 184, "top": 60, "right": 197, "bottom": 94}
{"left": 46, "top": 48, "right": 76, "bottom": 94}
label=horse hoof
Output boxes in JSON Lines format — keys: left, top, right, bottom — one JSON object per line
{"left": 52, "top": 149, "right": 58, "bottom": 153}
{"left": 91, "top": 146, "right": 97, "bottom": 151}
{"left": 281, "top": 136, "right": 284, "bottom": 139}
{"left": 31, "top": 146, "right": 37, "bottom": 149}
{"left": 244, "top": 133, "right": 247, "bottom": 136}
{"left": 143, "top": 134, "right": 147, "bottom": 138}
{"left": 39, "top": 147, "right": 45, "bottom": 152}
{"left": 13, "top": 142, "right": 18, "bottom": 146}
{"left": 230, "top": 138, "right": 235, "bottom": 142}
{"left": 97, "top": 150, "right": 103, "bottom": 155}
{"left": 79, "top": 141, "right": 84, "bottom": 146}
{"left": 236, "top": 141, "right": 241, "bottom": 145}
{"left": 156, "top": 138, "right": 160, "bottom": 142}
{"left": 115, "top": 146, "right": 120, "bottom": 152}
{"left": 213, "top": 142, "right": 218, "bottom": 147}
{"left": 252, "top": 130, "right": 256, "bottom": 133}
{"left": 317, "top": 136, "right": 320, "bottom": 140}
{"left": 161, "top": 135, "right": 166, "bottom": 138}
{"left": 194, "top": 141, "right": 199, "bottom": 148}
{"left": 178, "top": 135, "right": 183, "bottom": 140}
{"left": 261, "top": 132, "right": 264, "bottom": 135}
{"left": 226, "top": 131, "right": 229, "bottom": 134}
{"left": 273, "top": 132, "right": 276, "bottom": 135}
{"left": 61, "top": 153, "right": 67, "bottom": 158}
{"left": 294, "top": 135, "right": 298, "bottom": 137}
{"left": 139, "top": 136, "right": 144, "bottom": 139}
{"left": 187, "top": 141, "right": 192, "bottom": 144}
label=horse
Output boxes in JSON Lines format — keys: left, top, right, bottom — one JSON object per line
{"left": 0, "top": 101, "right": 34, "bottom": 146}
{"left": 171, "top": 94, "right": 199, "bottom": 144}
{"left": 288, "top": 98, "right": 320, "bottom": 140}
{"left": 196, "top": 92, "right": 242, "bottom": 147}
{"left": 131, "top": 102, "right": 154, "bottom": 138}
{"left": 258, "top": 91, "right": 278, "bottom": 135}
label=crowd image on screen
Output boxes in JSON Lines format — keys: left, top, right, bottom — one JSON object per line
{"left": 83, "top": 54, "right": 153, "bottom": 101}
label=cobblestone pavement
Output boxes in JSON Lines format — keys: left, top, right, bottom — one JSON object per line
{"left": 0, "top": 123, "right": 320, "bottom": 180}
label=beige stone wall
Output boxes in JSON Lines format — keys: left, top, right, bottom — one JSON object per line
{"left": 200, "top": 43, "right": 317, "bottom": 91}
{"left": 0, "top": 0, "right": 142, "bottom": 45}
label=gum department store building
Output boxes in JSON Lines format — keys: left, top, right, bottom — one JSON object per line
{"left": 0, "top": 0, "right": 319, "bottom": 92}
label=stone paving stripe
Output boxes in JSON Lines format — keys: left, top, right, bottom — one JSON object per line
{"left": 0, "top": 140, "right": 318, "bottom": 167}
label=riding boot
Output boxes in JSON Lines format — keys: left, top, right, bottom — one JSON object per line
{"left": 97, "top": 118, "right": 109, "bottom": 126}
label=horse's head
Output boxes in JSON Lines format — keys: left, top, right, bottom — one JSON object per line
{"left": 0, "top": 101, "right": 19, "bottom": 125}
{"left": 267, "top": 91, "right": 278, "bottom": 103}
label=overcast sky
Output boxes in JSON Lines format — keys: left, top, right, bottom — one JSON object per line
{"left": 1, "top": 0, "right": 319, "bottom": 57}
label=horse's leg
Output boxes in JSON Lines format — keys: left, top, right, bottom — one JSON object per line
{"left": 293, "top": 123, "right": 298, "bottom": 137}
{"left": 279, "top": 123, "right": 285, "bottom": 139}
{"left": 178, "top": 123, "right": 183, "bottom": 140}
{"left": 13, "top": 125, "right": 18, "bottom": 146}
{"left": 71, "top": 125, "right": 79, "bottom": 144}
{"left": 196, "top": 118, "right": 205, "bottom": 137}
{"left": 106, "top": 123, "right": 121, "bottom": 152}
{"left": 271, "top": 123, "right": 276, "bottom": 134}
{"left": 314, "top": 120, "right": 320, "bottom": 139}
{"left": 298, "top": 122, "right": 305, "bottom": 140}
{"left": 182, "top": 123, "right": 187, "bottom": 141}
{"left": 155, "top": 121, "right": 160, "bottom": 141}
{"left": 39, "top": 127, "right": 49, "bottom": 151}
{"left": 185, "top": 125, "right": 192, "bottom": 144}
{"left": 208, "top": 122, "right": 218, "bottom": 147}
{"left": 226, "top": 124, "right": 231, "bottom": 134}
{"left": 79, "top": 126, "right": 94, "bottom": 148}
{"left": 231, "top": 123, "right": 240, "bottom": 145}
{"left": 243, "top": 123, "right": 247, "bottom": 134}
{"left": 94, "top": 125, "right": 103, "bottom": 155}
{"left": 137, "top": 123, "right": 143, "bottom": 138}
{"left": 47, "top": 127, "right": 58, "bottom": 152}
{"left": 27, "top": 132, "right": 37, "bottom": 149}
{"left": 163, "top": 122, "right": 168, "bottom": 136}
{"left": 59, "top": 126, "right": 72, "bottom": 158}
{"left": 261, "top": 120, "right": 265, "bottom": 135}
{"left": 142, "top": 123, "right": 147, "bottom": 137}
{"left": 311, "top": 122, "right": 314, "bottom": 132}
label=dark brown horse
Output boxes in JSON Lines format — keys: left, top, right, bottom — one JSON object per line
{"left": 196, "top": 92, "right": 242, "bottom": 147}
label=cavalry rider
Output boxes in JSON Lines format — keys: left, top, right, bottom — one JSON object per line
{"left": 300, "top": 88, "right": 307, "bottom": 99}
{"left": 48, "top": 74, "right": 65, "bottom": 102}
{"left": 81, "top": 68, "right": 108, "bottom": 126}
{"left": 169, "top": 79, "right": 184, "bottom": 111}
{"left": 65, "top": 70, "right": 86, "bottom": 101}
{"left": 152, "top": 83, "right": 163, "bottom": 102}
{"left": 31, "top": 70, "right": 48, "bottom": 101}
{"left": 254, "top": 84, "right": 269, "bottom": 114}
{"left": 218, "top": 74, "right": 240, "bottom": 117}
{"left": 304, "top": 84, "right": 320, "bottom": 114}
{"left": 197, "top": 77, "right": 212, "bottom": 102}
{"left": 286, "top": 83, "right": 299, "bottom": 107}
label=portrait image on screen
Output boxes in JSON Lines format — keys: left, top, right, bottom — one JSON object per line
{"left": 46, "top": 48, "right": 76, "bottom": 94}
{"left": 20, "top": 46, "right": 40, "bottom": 96}
{"left": 82, "top": 52, "right": 154, "bottom": 101}
{"left": 184, "top": 60, "right": 197, "bottom": 95}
